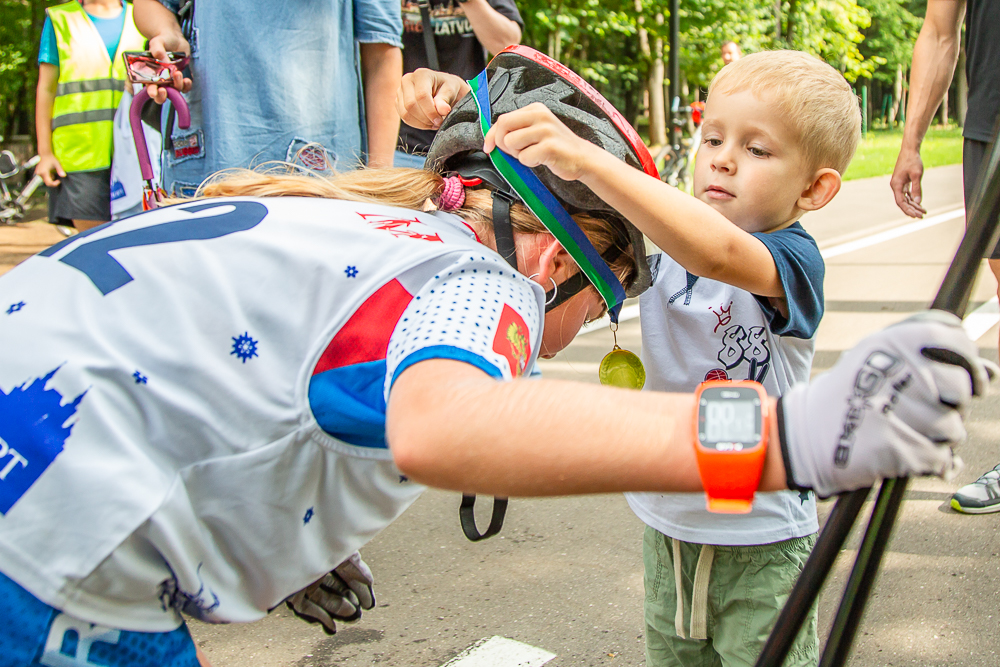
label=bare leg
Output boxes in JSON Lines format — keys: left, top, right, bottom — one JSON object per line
{"left": 196, "top": 645, "right": 212, "bottom": 667}
{"left": 990, "top": 259, "right": 1000, "bottom": 354}
{"left": 72, "top": 219, "right": 105, "bottom": 231}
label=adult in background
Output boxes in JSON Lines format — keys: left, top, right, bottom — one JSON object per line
{"left": 720, "top": 40, "right": 742, "bottom": 65}
{"left": 889, "top": 0, "right": 1000, "bottom": 514}
{"left": 393, "top": 0, "right": 522, "bottom": 168}
{"left": 35, "top": 0, "right": 145, "bottom": 231}
{"left": 133, "top": 0, "right": 403, "bottom": 197}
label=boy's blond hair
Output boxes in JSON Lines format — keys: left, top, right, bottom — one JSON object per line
{"left": 708, "top": 50, "right": 862, "bottom": 174}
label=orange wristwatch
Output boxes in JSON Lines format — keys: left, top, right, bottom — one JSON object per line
{"left": 693, "top": 380, "right": 769, "bottom": 514}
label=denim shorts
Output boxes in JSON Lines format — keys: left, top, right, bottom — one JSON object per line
{"left": 0, "top": 569, "right": 200, "bottom": 667}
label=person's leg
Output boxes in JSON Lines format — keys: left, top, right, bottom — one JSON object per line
{"left": 51, "top": 170, "right": 112, "bottom": 232}
{"left": 643, "top": 527, "right": 719, "bottom": 667}
{"left": 710, "top": 535, "right": 818, "bottom": 667}
{"left": 72, "top": 219, "right": 106, "bottom": 231}
{"left": 951, "top": 138, "right": 1000, "bottom": 513}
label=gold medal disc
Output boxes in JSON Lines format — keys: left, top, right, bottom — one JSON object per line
{"left": 599, "top": 347, "right": 646, "bottom": 389}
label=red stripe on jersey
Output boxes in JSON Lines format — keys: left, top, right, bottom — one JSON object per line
{"left": 313, "top": 279, "right": 414, "bottom": 374}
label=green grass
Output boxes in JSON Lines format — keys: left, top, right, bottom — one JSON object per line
{"left": 843, "top": 125, "right": 963, "bottom": 181}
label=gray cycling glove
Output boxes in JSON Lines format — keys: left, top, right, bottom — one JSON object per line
{"left": 286, "top": 552, "right": 376, "bottom": 635}
{"left": 778, "top": 311, "right": 995, "bottom": 498}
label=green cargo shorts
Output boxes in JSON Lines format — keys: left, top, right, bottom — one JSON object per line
{"left": 643, "top": 526, "right": 818, "bottom": 667}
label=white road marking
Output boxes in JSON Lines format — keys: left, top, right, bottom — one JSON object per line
{"left": 440, "top": 636, "right": 556, "bottom": 667}
{"left": 963, "top": 296, "right": 1000, "bottom": 342}
{"left": 820, "top": 208, "right": 964, "bottom": 259}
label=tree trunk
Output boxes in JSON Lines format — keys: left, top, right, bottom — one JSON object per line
{"left": 786, "top": 0, "right": 797, "bottom": 45}
{"left": 774, "top": 0, "right": 782, "bottom": 42}
{"left": 648, "top": 13, "right": 666, "bottom": 147}
{"left": 889, "top": 64, "right": 903, "bottom": 125}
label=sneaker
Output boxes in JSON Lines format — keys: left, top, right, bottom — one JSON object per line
{"left": 951, "top": 464, "right": 1000, "bottom": 514}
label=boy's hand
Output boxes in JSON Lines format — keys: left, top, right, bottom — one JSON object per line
{"left": 35, "top": 154, "right": 65, "bottom": 187}
{"left": 396, "top": 69, "right": 470, "bottom": 131}
{"left": 145, "top": 32, "right": 192, "bottom": 105}
{"left": 778, "top": 311, "right": 996, "bottom": 498}
{"left": 483, "top": 103, "right": 600, "bottom": 182}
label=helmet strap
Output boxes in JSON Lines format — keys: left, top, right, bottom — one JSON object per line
{"left": 492, "top": 189, "right": 518, "bottom": 269}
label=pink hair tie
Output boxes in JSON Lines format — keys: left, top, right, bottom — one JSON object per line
{"left": 436, "top": 176, "right": 466, "bottom": 211}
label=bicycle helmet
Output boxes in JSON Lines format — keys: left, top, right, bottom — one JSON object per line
{"left": 426, "top": 45, "right": 659, "bottom": 322}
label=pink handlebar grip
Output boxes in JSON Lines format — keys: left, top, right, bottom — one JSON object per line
{"left": 128, "top": 87, "right": 192, "bottom": 182}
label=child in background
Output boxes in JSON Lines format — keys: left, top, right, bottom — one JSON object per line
{"left": 475, "top": 49, "right": 861, "bottom": 666}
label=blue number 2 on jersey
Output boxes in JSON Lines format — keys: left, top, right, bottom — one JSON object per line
{"left": 39, "top": 201, "right": 269, "bottom": 296}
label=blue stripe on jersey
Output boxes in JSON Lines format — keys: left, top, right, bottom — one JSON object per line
{"left": 391, "top": 345, "right": 503, "bottom": 389}
{"left": 309, "top": 360, "right": 389, "bottom": 449}
{"left": 309, "top": 347, "right": 498, "bottom": 450}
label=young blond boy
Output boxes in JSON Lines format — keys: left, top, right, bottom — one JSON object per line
{"left": 474, "top": 50, "right": 862, "bottom": 666}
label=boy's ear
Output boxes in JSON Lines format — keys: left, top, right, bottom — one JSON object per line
{"left": 797, "top": 168, "right": 842, "bottom": 212}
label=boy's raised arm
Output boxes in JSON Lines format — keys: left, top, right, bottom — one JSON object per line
{"left": 484, "top": 105, "right": 787, "bottom": 299}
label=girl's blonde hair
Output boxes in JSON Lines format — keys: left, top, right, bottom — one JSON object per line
{"left": 198, "top": 166, "right": 637, "bottom": 292}
{"left": 708, "top": 50, "right": 862, "bottom": 174}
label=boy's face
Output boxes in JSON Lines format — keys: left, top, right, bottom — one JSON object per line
{"left": 693, "top": 89, "right": 816, "bottom": 233}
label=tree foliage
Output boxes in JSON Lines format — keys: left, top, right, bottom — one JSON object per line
{"left": 0, "top": 0, "right": 934, "bottom": 149}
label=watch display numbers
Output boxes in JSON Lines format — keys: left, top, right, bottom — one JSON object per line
{"left": 704, "top": 401, "right": 756, "bottom": 444}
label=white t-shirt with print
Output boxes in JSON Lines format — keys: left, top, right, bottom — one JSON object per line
{"left": 626, "top": 224, "right": 824, "bottom": 546}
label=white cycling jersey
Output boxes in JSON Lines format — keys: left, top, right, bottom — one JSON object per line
{"left": 0, "top": 197, "right": 543, "bottom": 631}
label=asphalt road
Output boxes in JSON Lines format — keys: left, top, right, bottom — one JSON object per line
{"left": 4, "top": 164, "right": 997, "bottom": 665}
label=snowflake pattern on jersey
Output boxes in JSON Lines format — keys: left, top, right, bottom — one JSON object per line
{"left": 5, "top": 302, "right": 24, "bottom": 315}
{"left": 303, "top": 507, "right": 314, "bottom": 524}
{"left": 133, "top": 370, "right": 148, "bottom": 384}
{"left": 345, "top": 266, "right": 359, "bottom": 278}
{"left": 231, "top": 332, "right": 259, "bottom": 363}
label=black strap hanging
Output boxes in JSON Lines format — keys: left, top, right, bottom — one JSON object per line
{"left": 459, "top": 494, "right": 508, "bottom": 541}
{"left": 417, "top": 0, "right": 440, "bottom": 70}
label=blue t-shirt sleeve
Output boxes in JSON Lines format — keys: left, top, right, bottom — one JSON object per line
{"left": 38, "top": 17, "right": 58, "bottom": 66}
{"left": 751, "top": 222, "right": 825, "bottom": 339}
{"left": 354, "top": 0, "right": 403, "bottom": 47}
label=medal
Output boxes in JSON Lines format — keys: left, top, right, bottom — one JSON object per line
{"left": 598, "top": 321, "right": 645, "bottom": 389}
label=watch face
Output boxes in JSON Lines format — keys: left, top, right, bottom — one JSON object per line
{"left": 697, "top": 386, "right": 763, "bottom": 451}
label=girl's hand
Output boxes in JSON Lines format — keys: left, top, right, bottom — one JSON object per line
{"left": 483, "top": 103, "right": 599, "bottom": 182}
{"left": 396, "top": 69, "right": 470, "bottom": 131}
{"left": 35, "top": 154, "right": 65, "bottom": 187}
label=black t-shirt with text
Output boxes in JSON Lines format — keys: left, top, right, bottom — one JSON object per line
{"left": 398, "top": 0, "right": 523, "bottom": 155}
{"left": 964, "top": 0, "right": 1000, "bottom": 143}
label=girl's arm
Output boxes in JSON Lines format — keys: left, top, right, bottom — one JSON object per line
{"left": 34, "top": 63, "right": 64, "bottom": 187}
{"left": 387, "top": 313, "right": 984, "bottom": 501}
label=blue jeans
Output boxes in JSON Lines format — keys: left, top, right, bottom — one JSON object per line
{"left": 157, "top": 0, "right": 403, "bottom": 197}
{"left": 393, "top": 150, "right": 428, "bottom": 169}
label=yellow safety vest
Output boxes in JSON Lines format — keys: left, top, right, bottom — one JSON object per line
{"left": 49, "top": 1, "right": 145, "bottom": 172}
